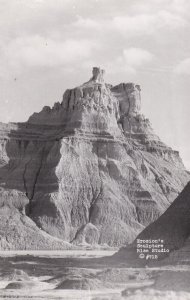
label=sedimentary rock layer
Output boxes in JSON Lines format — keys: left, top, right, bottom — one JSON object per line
{"left": 115, "top": 181, "right": 190, "bottom": 264}
{"left": 0, "top": 67, "right": 189, "bottom": 249}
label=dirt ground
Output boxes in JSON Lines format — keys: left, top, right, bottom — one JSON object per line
{"left": 0, "top": 251, "right": 190, "bottom": 300}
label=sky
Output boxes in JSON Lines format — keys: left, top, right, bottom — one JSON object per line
{"left": 0, "top": 0, "right": 190, "bottom": 169}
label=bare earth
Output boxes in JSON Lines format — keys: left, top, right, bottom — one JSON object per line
{"left": 0, "top": 250, "right": 190, "bottom": 300}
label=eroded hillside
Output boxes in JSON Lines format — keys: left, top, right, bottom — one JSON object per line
{"left": 0, "top": 67, "right": 189, "bottom": 249}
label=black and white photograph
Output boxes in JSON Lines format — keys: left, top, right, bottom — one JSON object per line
{"left": 0, "top": 0, "right": 190, "bottom": 299}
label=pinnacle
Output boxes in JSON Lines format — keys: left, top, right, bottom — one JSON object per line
{"left": 90, "top": 67, "right": 105, "bottom": 83}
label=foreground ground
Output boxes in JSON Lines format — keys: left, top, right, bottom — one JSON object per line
{"left": 0, "top": 251, "right": 190, "bottom": 300}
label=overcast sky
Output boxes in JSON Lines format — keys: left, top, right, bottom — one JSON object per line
{"left": 0, "top": 0, "right": 190, "bottom": 168}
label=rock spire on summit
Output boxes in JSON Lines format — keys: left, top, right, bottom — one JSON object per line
{"left": 90, "top": 67, "right": 105, "bottom": 83}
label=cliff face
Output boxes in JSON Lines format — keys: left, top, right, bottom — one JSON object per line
{"left": 0, "top": 67, "right": 189, "bottom": 249}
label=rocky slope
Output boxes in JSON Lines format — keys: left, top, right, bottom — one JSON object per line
{"left": 115, "top": 181, "right": 190, "bottom": 264}
{"left": 0, "top": 67, "right": 189, "bottom": 249}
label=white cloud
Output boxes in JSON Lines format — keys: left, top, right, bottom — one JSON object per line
{"left": 112, "top": 10, "right": 187, "bottom": 36}
{"left": 106, "top": 47, "right": 154, "bottom": 76}
{"left": 174, "top": 58, "right": 190, "bottom": 75}
{"left": 159, "top": 10, "right": 187, "bottom": 28}
{"left": 113, "top": 14, "right": 155, "bottom": 35}
{"left": 123, "top": 48, "right": 154, "bottom": 68}
{"left": 74, "top": 16, "right": 102, "bottom": 30}
{"left": 131, "top": 0, "right": 190, "bottom": 16}
{"left": 0, "top": 36, "right": 97, "bottom": 76}
{"left": 70, "top": 4, "right": 188, "bottom": 39}
{"left": 170, "top": 0, "right": 190, "bottom": 15}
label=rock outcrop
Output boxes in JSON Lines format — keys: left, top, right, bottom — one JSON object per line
{"left": 115, "top": 181, "right": 190, "bottom": 264}
{"left": 0, "top": 67, "right": 189, "bottom": 249}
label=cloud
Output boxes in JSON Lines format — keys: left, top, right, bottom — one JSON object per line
{"left": 170, "top": 0, "right": 190, "bottom": 15}
{"left": 72, "top": 8, "right": 188, "bottom": 40}
{"left": 174, "top": 58, "right": 190, "bottom": 75}
{"left": 74, "top": 16, "right": 102, "bottom": 30}
{"left": 113, "top": 15, "right": 155, "bottom": 35}
{"left": 0, "top": 0, "right": 76, "bottom": 39}
{"left": 131, "top": 0, "right": 190, "bottom": 16}
{"left": 0, "top": 0, "right": 189, "bottom": 79}
{"left": 0, "top": 36, "right": 97, "bottom": 76}
{"left": 159, "top": 10, "right": 188, "bottom": 28}
{"left": 112, "top": 10, "right": 187, "bottom": 36}
{"left": 122, "top": 47, "right": 154, "bottom": 68}
{"left": 106, "top": 47, "right": 154, "bottom": 75}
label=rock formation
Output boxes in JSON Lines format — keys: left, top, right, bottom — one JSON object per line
{"left": 0, "top": 67, "right": 189, "bottom": 249}
{"left": 115, "top": 181, "right": 190, "bottom": 264}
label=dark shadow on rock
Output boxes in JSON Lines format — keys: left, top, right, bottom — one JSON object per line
{"left": 0, "top": 122, "right": 64, "bottom": 240}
